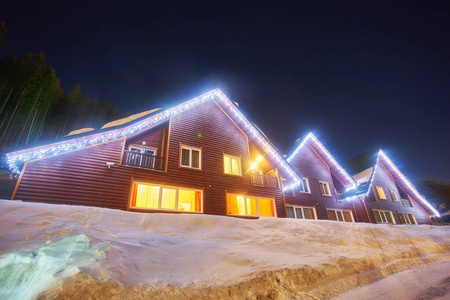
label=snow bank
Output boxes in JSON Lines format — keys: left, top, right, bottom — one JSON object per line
{"left": 0, "top": 234, "right": 109, "bottom": 300}
{"left": 0, "top": 199, "right": 449, "bottom": 299}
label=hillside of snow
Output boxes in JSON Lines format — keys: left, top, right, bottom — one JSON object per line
{"left": 0, "top": 199, "right": 449, "bottom": 299}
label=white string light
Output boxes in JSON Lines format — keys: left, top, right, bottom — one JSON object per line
{"left": 341, "top": 150, "right": 440, "bottom": 217}
{"left": 6, "top": 89, "right": 302, "bottom": 190}
{"left": 286, "top": 132, "right": 356, "bottom": 191}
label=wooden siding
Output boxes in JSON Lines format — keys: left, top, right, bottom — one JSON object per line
{"left": 126, "top": 125, "right": 167, "bottom": 157}
{"left": 285, "top": 143, "right": 365, "bottom": 221}
{"left": 361, "top": 161, "right": 432, "bottom": 225}
{"left": 14, "top": 99, "right": 285, "bottom": 217}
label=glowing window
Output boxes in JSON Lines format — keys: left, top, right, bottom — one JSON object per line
{"left": 373, "top": 209, "right": 395, "bottom": 224}
{"left": 180, "top": 145, "right": 201, "bottom": 169}
{"left": 286, "top": 206, "right": 316, "bottom": 220}
{"left": 319, "top": 180, "right": 331, "bottom": 196}
{"left": 130, "top": 183, "right": 202, "bottom": 212}
{"left": 376, "top": 186, "right": 387, "bottom": 200}
{"left": 227, "top": 195, "right": 275, "bottom": 217}
{"left": 224, "top": 154, "right": 241, "bottom": 175}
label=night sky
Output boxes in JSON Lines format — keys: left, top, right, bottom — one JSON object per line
{"left": 2, "top": 1, "right": 449, "bottom": 183}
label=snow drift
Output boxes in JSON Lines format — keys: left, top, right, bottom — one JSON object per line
{"left": 0, "top": 199, "right": 449, "bottom": 299}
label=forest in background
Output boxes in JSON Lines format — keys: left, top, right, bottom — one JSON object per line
{"left": 0, "top": 21, "right": 122, "bottom": 151}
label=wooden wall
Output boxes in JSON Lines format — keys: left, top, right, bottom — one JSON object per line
{"left": 13, "top": 99, "right": 285, "bottom": 217}
{"left": 285, "top": 143, "right": 364, "bottom": 221}
{"left": 361, "top": 161, "right": 432, "bottom": 225}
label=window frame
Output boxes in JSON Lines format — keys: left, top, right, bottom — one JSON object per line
{"left": 299, "top": 178, "right": 311, "bottom": 193}
{"left": 282, "top": 179, "right": 295, "bottom": 197}
{"left": 326, "top": 209, "right": 355, "bottom": 222}
{"left": 223, "top": 153, "right": 242, "bottom": 176}
{"left": 372, "top": 209, "right": 396, "bottom": 224}
{"left": 389, "top": 188, "right": 400, "bottom": 202}
{"left": 129, "top": 181, "right": 203, "bottom": 213}
{"left": 398, "top": 212, "right": 418, "bottom": 225}
{"left": 319, "top": 180, "right": 332, "bottom": 197}
{"left": 286, "top": 205, "right": 317, "bottom": 220}
{"left": 226, "top": 194, "right": 276, "bottom": 217}
{"left": 375, "top": 186, "right": 387, "bottom": 200}
{"left": 179, "top": 144, "right": 202, "bottom": 170}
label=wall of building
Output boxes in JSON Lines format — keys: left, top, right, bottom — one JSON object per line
{"left": 285, "top": 143, "right": 360, "bottom": 221}
{"left": 14, "top": 99, "right": 285, "bottom": 217}
{"left": 362, "top": 161, "right": 432, "bottom": 225}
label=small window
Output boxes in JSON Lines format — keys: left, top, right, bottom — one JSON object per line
{"left": 299, "top": 178, "right": 310, "bottom": 193}
{"left": 319, "top": 180, "right": 331, "bottom": 196}
{"left": 326, "top": 209, "right": 354, "bottom": 222}
{"left": 401, "top": 197, "right": 413, "bottom": 207}
{"left": 130, "top": 183, "right": 202, "bottom": 212}
{"left": 282, "top": 179, "right": 294, "bottom": 196}
{"left": 376, "top": 186, "right": 387, "bottom": 200}
{"left": 398, "top": 212, "right": 417, "bottom": 225}
{"left": 286, "top": 206, "right": 316, "bottom": 220}
{"left": 227, "top": 194, "right": 275, "bottom": 217}
{"left": 389, "top": 188, "right": 399, "bottom": 201}
{"left": 180, "top": 145, "right": 201, "bottom": 169}
{"left": 224, "top": 154, "right": 241, "bottom": 176}
{"left": 373, "top": 209, "right": 395, "bottom": 224}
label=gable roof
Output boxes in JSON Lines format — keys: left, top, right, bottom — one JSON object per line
{"left": 286, "top": 132, "right": 357, "bottom": 190}
{"left": 6, "top": 89, "right": 302, "bottom": 189}
{"left": 346, "top": 149, "right": 440, "bottom": 217}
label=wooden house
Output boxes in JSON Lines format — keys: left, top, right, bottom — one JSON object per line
{"left": 7, "top": 89, "right": 302, "bottom": 218}
{"left": 345, "top": 150, "right": 438, "bottom": 225}
{"left": 283, "top": 133, "right": 365, "bottom": 222}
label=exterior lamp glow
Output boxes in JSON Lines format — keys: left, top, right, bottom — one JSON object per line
{"left": 256, "top": 156, "right": 263, "bottom": 162}
{"left": 250, "top": 162, "right": 258, "bottom": 169}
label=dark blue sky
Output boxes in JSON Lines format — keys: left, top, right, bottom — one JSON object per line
{"left": 2, "top": 1, "right": 449, "bottom": 182}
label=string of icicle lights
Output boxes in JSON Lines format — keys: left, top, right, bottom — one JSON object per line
{"left": 286, "top": 132, "right": 357, "bottom": 191}
{"left": 6, "top": 89, "right": 302, "bottom": 191}
{"left": 341, "top": 150, "right": 440, "bottom": 217}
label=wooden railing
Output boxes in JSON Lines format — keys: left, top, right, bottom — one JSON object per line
{"left": 122, "top": 150, "right": 165, "bottom": 171}
{"left": 401, "top": 198, "right": 412, "bottom": 207}
{"left": 252, "top": 174, "right": 278, "bottom": 188}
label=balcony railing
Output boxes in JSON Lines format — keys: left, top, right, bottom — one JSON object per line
{"left": 122, "top": 150, "right": 165, "bottom": 171}
{"left": 401, "top": 198, "right": 412, "bottom": 207}
{"left": 252, "top": 174, "right": 278, "bottom": 188}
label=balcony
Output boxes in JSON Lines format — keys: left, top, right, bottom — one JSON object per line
{"left": 122, "top": 150, "right": 165, "bottom": 171}
{"left": 252, "top": 173, "right": 278, "bottom": 188}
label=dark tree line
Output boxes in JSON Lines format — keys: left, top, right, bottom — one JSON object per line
{"left": 421, "top": 179, "right": 450, "bottom": 213}
{"left": 0, "top": 53, "right": 122, "bottom": 150}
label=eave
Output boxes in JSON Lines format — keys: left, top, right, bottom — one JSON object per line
{"left": 6, "top": 89, "right": 301, "bottom": 188}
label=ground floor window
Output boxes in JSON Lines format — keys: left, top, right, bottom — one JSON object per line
{"left": 227, "top": 194, "right": 275, "bottom": 217}
{"left": 130, "top": 182, "right": 202, "bottom": 212}
{"left": 398, "top": 212, "right": 417, "bottom": 225}
{"left": 326, "top": 209, "right": 354, "bottom": 222}
{"left": 373, "top": 209, "right": 395, "bottom": 224}
{"left": 286, "top": 205, "right": 316, "bottom": 220}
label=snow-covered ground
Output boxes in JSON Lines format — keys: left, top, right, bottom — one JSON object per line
{"left": 0, "top": 199, "right": 449, "bottom": 299}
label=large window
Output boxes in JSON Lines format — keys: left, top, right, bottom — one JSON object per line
{"left": 373, "top": 209, "right": 395, "bottom": 224}
{"left": 389, "top": 188, "right": 399, "bottom": 202}
{"left": 299, "top": 178, "right": 310, "bottom": 193}
{"left": 130, "top": 183, "right": 202, "bottom": 212}
{"left": 223, "top": 154, "right": 241, "bottom": 176}
{"left": 326, "top": 209, "right": 354, "bottom": 222}
{"left": 227, "top": 194, "right": 275, "bottom": 217}
{"left": 376, "top": 186, "right": 387, "bottom": 200}
{"left": 319, "top": 180, "right": 331, "bottom": 196}
{"left": 286, "top": 206, "right": 316, "bottom": 220}
{"left": 180, "top": 145, "right": 201, "bottom": 169}
{"left": 398, "top": 212, "right": 417, "bottom": 225}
